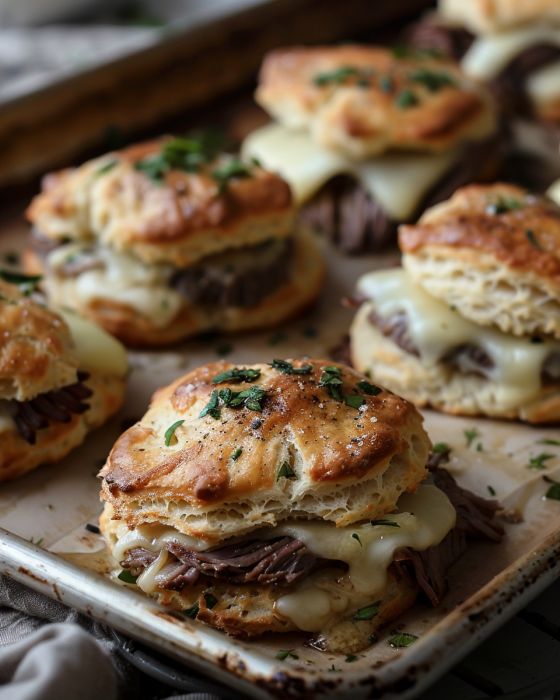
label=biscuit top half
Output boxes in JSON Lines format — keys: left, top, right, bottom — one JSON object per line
{"left": 439, "top": 0, "right": 560, "bottom": 34}
{"left": 26, "top": 136, "right": 294, "bottom": 267}
{"left": 100, "top": 359, "right": 431, "bottom": 543}
{"left": 256, "top": 45, "right": 496, "bottom": 159}
{"left": 399, "top": 183, "right": 560, "bottom": 282}
{"left": 0, "top": 278, "right": 79, "bottom": 401}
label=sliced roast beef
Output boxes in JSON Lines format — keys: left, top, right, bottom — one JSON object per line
{"left": 171, "top": 238, "right": 291, "bottom": 308}
{"left": 368, "top": 309, "right": 420, "bottom": 357}
{"left": 11, "top": 371, "right": 93, "bottom": 444}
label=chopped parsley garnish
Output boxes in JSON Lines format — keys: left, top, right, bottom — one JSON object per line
{"left": 231, "top": 447, "right": 243, "bottom": 461}
{"left": 432, "top": 442, "right": 450, "bottom": 454}
{"left": 486, "top": 196, "right": 522, "bottom": 215}
{"left": 269, "top": 359, "right": 312, "bottom": 375}
{"left": 277, "top": 461, "right": 296, "bottom": 480}
{"left": 276, "top": 649, "right": 298, "bottom": 661}
{"left": 526, "top": 229, "right": 542, "bottom": 250}
{"left": 212, "top": 158, "right": 253, "bottom": 193}
{"left": 204, "top": 593, "right": 218, "bottom": 609}
{"left": 395, "top": 89, "right": 419, "bottom": 109}
{"left": 371, "top": 518, "right": 400, "bottom": 528}
{"left": 410, "top": 68, "right": 456, "bottom": 91}
{"left": 528, "top": 452, "right": 555, "bottom": 470}
{"left": 117, "top": 570, "right": 138, "bottom": 584}
{"left": 226, "top": 386, "right": 267, "bottom": 411}
{"left": 351, "top": 532, "right": 362, "bottom": 546}
{"left": 545, "top": 477, "right": 560, "bottom": 501}
{"left": 313, "top": 66, "right": 373, "bottom": 87}
{"left": 345, "top": 394, "right": 365, "bottom": 409}
{"left": 464, "top": 428, "right": 479, "bottom": 448}
{"left": 388, "top": 632, "right": 418, "bottom": 648}
{"left": 199, "top": 389, "right": 221, "bottom": 419}
{"left": 212, "top": 367, "right": 261, "bottom": 384}
{"left": 476, "top": 442, "right": 484, "bottom": 452}
{"left": 487, "top": 485, "right": 496, "bottom": 496}
{"left": 134, "top": 132, "right": 224, "bottom": 183}
{"left": 96, "top": 159, "right": 119, "bottom": 175}
{"left": 0, "top": 268, "right": 42, "bottom": 289}
{"left": 164, "top": 419, "right": 184, "bottom": 446}
{"left": 345, "top": 654, "right": 358, "bottom": 662}
{"left": 184, "top": 602, "right": 200, "bottom": 619}
{"left": 379, "top": 74, "right": 394, "bottom": 93}
{"left": 319, "top": 365, "right": 344, "bottom": 401}
{"left": 540, "top": 438, "right": 560, "bottom": 446}
{"left": 353, "top": 602, "right": 380, "bottom": 621}
{"left": 356, "top": 380, "right": 381, "bottom": 395}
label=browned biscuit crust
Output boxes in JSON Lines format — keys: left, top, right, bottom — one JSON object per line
{"left": 256, "top": 45, "right": 496, "bottom": 158}
{"left": 100, "top": 360, "right": 430, "bottom": 542}
{"left": 26, "top": 139, "right": 294, "bottom": 267}
{"left": 440, "top": 0, "right": 560, "bottom": 34}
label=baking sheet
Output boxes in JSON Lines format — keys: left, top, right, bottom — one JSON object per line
{"left": 1, "top": 216, "right": 560, "bottom": 699}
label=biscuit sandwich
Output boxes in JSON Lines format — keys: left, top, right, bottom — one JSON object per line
{"left": 99, "top": 359, "right": 502, "bottom": 653}
{"left": 243, "top": 44, "right": 498, "bottom": 253}
{"left": 407, "top": 0, "right": 560, "bottom": 128}
{"left": 350, "top": 183, "right": 560, "bottom": 423}
{"left": 0, "top": 271, "right": 127, "bottom": 482}
{"left": 25, "top": 134, "right": 324, "bottom": 347}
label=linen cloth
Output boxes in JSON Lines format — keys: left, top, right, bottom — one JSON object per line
{"left": 0, "top": 576, "right": 224, "bottom": 700}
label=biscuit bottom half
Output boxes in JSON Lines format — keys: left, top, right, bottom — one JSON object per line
{"left": 24, "top": 226, "right": 324, "bottom": 347}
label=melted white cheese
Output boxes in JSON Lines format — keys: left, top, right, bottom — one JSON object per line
{"left": 547, "top": 178, "right": 560, "bottom": 205}
{"left": 462, "top": 26, "right": 560, "bottom": 80}
{"left": 113, "top": 484, "right": 456, "bottom": 630}
{"left": 357, "top": 268, "right": 560, "bottom": 410}
{"left": 243, "top": 123, "right": 458, "bottom": 219}
{"left": 58, "top": 309, "right": 128, "bottom": 378}
{"left": 527, "top": 60, "right": 560, "bottom": 102}
{"left": 47, "top": 243, "right": 183, "bottom": 328}
{"left": 275, "top": 484, "right": 455, "bottom": 631}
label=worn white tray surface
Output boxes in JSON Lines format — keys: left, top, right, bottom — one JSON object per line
{"left": 1, "top": 221, "right": 560, "bottom": 699}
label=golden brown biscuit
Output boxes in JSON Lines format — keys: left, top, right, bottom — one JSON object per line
{"left": 400, "top": 183, "right": 560, "bottom": 338}
{"left": 439, "top": 0, "right": 560, "bottom": 34}
{"left": 256, "top": 45, "right": 496, "bottom": 159}
{"left": 26, "top": 138, "right": 294, "bottom": 267}
{"left": 0, "top": 279, "right": 127, "bottom": 481}
{"left": 23, "top": 225, "right": 324, "bottom": 347}
{"left": 100, "top": 359, "right": 430, "bottom": 541}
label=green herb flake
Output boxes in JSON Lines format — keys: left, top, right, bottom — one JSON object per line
{"left": 270, "top": 359, "right": 312, "bottom": 375}
{"left": 212, "top": 158, "right": 253, "bottom": 192}
{"left": 199, "top": 389, "right": 221, "bottom": 419}
{"left": 379, "top": 75, "right": 394, "bottom": 93}
{"left": 277, "top": 461, "right": 296, "bottom": 481}
{"left": 276, "top": 649, "right": 298, "bottom": 661}
{"left": 476, "top": 442, "right": 484, "bottom": 452}
{"left": 545, "top": 481, "right": 560, "bottom": 500}
{"left": 117, "top": 570, "right": 138, "bottom": 584}
{"left": 486, "top": 196, "right": 522, "bottom": 215}
{"left": 528, "top": 452, "right": 555, "bottom": 470}
{"left": 487, "top": 485, "right": 496, "bottom": 496}
{"left": 96, "top": 159, "right": 119, "bottom": 176}
{"left": 540, "top": 438, "right": 560, "bottom": 446}
{"left": 204, "top": 593, "right": 218, "bottom": 609}
{"left": 345, "top": 654, "right": 358, "bottom": 662}
{"left": 319, "top": 365, "right": 344, "bottom": 401}
{"left": 313, "top": 65, "right": 373, "bottom": 87}
{"left": 184, "top": 602, "right": 200, "bottom": 619}
{"left": 432, "top": 442, "right": 450, "bottom": 454}
{"left": 0, "top": 269, "right": 42, "bottom": 288}
{"left": 395, "top": 89, "right": 419, "bottom": 109}
{"left": 351, "top": 532, "right": 363, "bottom": 546}
{"left": 526, "top": 229, "right": 543, "bottom": 250}
{"left": 212, "top": 367, "right": 261, "bottom": 384}
{"left": 464, "top": 428, "right": 479, "bottom": 448}
{"left": 356, "top": 380, "right": 381, "bottom": 395}
{"left": 388, "top": 632, "right": 418, "bottom": 648}
{"left": 345, "top": 394, "right": 365, "bottom": 409}
{"left": 410, "top": 68, "right": 456, "bottom": 91}
{"left": 353, "top": 602, "right": 380, "bottom": 621}
{"left": 371, "top": 518, "right": 400, "bottom": 528}
{"left": 164, "top": 419, "right": 184, "bottom": 446}
{"left": 231, "top": 447, "right": 243, "bottom": 461}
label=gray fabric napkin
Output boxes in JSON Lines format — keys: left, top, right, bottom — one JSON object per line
{"left": 0, "top": 576, "right": 224, "bottom": 700}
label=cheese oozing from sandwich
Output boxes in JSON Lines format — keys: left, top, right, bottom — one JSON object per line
{"left": 243, "top": 123, "right": 459, "bottom": 220}
{"left": 526, "top": 60, "right": 560, "bottom": 104}
{"left": 461, "top": 25, "right": 560, "bottom": 81}
{"left": 111, "top": 484, "right": 456, "bottom": 631}
{"left": 357, "top": 268, "right": 560, "bottom": 410}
